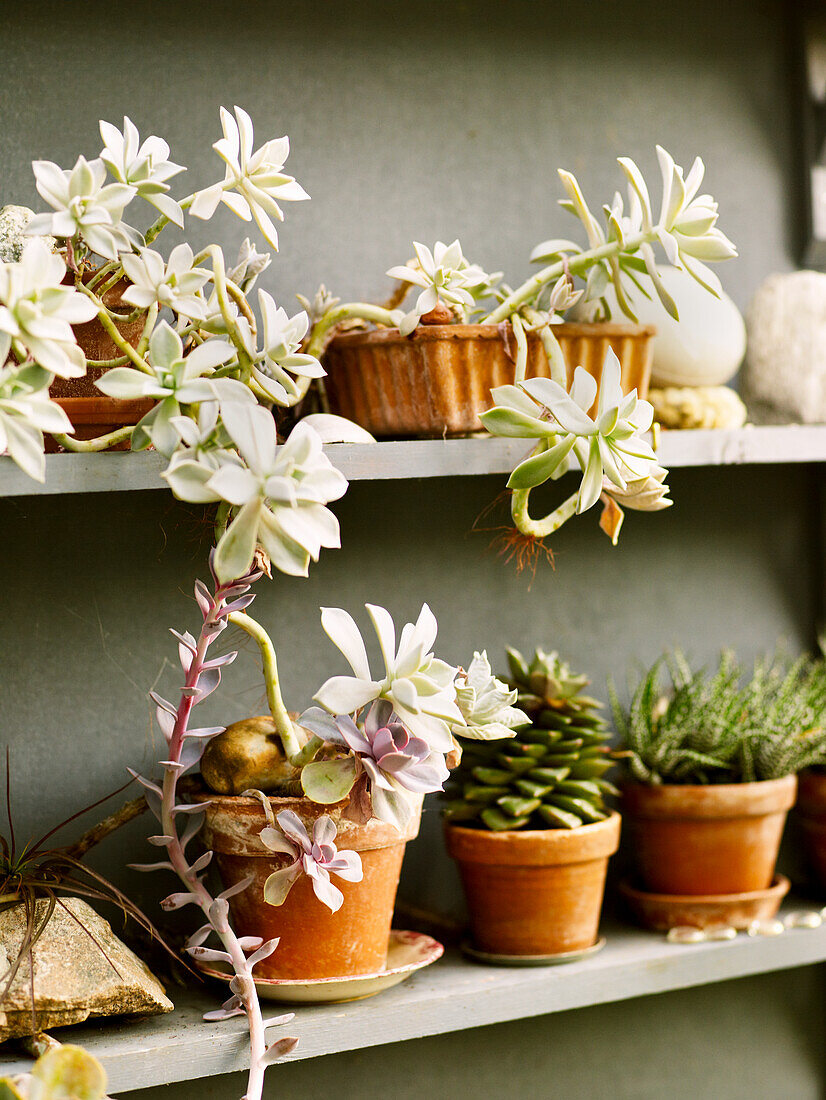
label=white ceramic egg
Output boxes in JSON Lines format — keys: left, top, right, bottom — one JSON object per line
{"left": 580, "top": 265, "right": 746, "bottom": 388}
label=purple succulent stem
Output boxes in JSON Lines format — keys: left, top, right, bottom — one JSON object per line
{"left": 159, "top": 570, "right": 290, "bottom": 1100}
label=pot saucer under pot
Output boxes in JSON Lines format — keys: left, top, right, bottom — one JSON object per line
{"left": 619, "top": 874, "right": 790, "bottom": 932}
{"left": 195, "top": 930, "right": 443, "bottom": 1004}
{"left": 461, "top": 936, "right": 606, "bottom": 967}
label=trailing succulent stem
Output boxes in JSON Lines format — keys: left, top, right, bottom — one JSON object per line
{"left": 130, "top": 560, "right": 298, "bottom": 1100}
{"left": 445, "top": 648, "right": 616, "bottom": 830}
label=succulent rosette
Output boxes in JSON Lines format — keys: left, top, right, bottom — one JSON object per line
{"left": 257, "top": 810, "right": 362, "bottom": 913}
{"left": 298, "top": 700, "right": 450, "bottom": 830}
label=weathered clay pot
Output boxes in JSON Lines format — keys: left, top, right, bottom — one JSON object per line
{"left": 198, "top": 790, "right": 422, "bottom": 980}
{"left": 323, "top": 322, "right": 655, "bottom": 437}
{"left": 622, "top": 776, "right": 797, "bottom": 896}
{"left": 444, "top": 812, "right": 621, "bottom": 956}
{"left": 795, "top": 771, "right": 826, "bottom": 890}
{"left": 47, "top": 275, "right": 149, "bottom": 451}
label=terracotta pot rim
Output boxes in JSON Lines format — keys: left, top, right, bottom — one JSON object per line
{"left": 620, "top": 873, "right": 790, "bottom": 906}
{"left": 621, "top": 774, "right": 797, "bottom": 819}
{"left": 329, "top": 321, "right": 657, "bottom": 348}
{"left": 197, "top": 788, "right": 422, "bottom": 851}
{"left": 444, "top": 810, "right": 621, "bottom": 866}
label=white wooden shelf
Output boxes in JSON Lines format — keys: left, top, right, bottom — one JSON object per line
{"left": 2, "top": 426, "right": 826, "bottom": 500}
{"left": 2, "top": 905, "right": 826, "bottom": 1093}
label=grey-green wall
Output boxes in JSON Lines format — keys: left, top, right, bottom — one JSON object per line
{"left": 2, "top": 1, "right": 822, "bottom": 1098}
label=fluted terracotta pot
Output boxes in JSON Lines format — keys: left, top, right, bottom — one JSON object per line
{"left": 795, "top": 771, "right": 826, "bottom": 891}
{"left": 445, "top": 812, "right": 621, "bottom": 956}
{"left": 323, "top": 322, "right": 655, "bottom": 437}
{"left": 47, "top": 275, "right": 148, "bottom": 451}
{"left": 622, "top": 776, "right": 797, "bottom": 896}
{"left": 198, "top": 790, "right": 422, "bottom": 980}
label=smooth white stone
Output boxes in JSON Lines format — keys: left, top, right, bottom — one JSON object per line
{"left": 744, "top": 271, "right": 826, "bottom": 424}
{"left": 666, "top": 926, "right": 707, "bottom": 944}
{"left": 573, "top": 265, "right": 746, "bottom": 387}
{"left": 704, "top": 924, "right": 738, "bottom": 941}
{"left": 747, "top": 919, "right": 785, "bottom": 937}
{"left": 784, "top": 910, "right": 823, "bottom": 930}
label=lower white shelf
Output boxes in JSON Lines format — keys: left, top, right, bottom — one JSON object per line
{"left": 2, "top": 904, "right": 826, "bottom": 1093}
{"left": 3, "top": 425, "right": 826, "bottom": 499}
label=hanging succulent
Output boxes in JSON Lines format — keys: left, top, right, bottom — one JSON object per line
{"left": 444, "top": 647, "right": 616, "bottom": 830}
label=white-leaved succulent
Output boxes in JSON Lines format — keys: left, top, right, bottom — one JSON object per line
{"left": 190, "top": 106, "right": 309, "bottom": 250}
{"left": 99, "top": 116, "right": 186, "bottom": 228}
{"left": 387, "top": 240, "right": 493, "bottom": 336}
{"left": 0, "top": 358, "right": 73, "bottom": 481}
{"left": 96, "top": 321, "right": 242, "bottom": 455}
{"left": 252, "top": 293, "right": 325, "bottom": 404}
{"left": 121, "top": 244, "right": 211, "bottom": 320}
{"left": 165, "top": 404, "right": 347, "bottom": 582}
{"left": 453, "top": 651, "right": 529, "bottom": 740}
{"left": 483, "top": 348, "right": 658, "bottom": 515}
{"left": 27, "top": 156, "right": 139, "bottom": 260}
{"left": 314, "top": 603, "right": 464, "bottom": 752}
{"left": 0, "top": 239, "right": 98, "bottom": 377}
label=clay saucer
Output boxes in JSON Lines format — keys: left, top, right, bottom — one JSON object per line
{"left": 195, "top": 930, "right": 443, "bottom": 1004}
{"left": 619, "top": 874, "right": 790, "bottom": 931}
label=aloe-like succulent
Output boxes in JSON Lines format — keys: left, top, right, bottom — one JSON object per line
{"left": 445, "top": 648, "right": 616, "bottom": 830}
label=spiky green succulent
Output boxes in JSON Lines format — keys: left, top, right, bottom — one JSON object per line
{"left": 444, "top": 648, "right": 616, "bottom": 830}
{"left": 612, "top": 649, "right": 826, "bottom": 785}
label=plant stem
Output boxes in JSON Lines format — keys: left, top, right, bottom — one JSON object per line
{"left": 144, "top": 194, "right": 196, "bottom": 246}
{"left": 76, "top": 283, "right": 153, "bottom": 375}
{"left": 50, "top": 426, "right": 136, "bottom": 452}
{"left": 511, "top": 485, "right": 579, "bottom": 538}
{"left": 306, "top": 303, "right": 402, "bottom": 359}
{"left": 159, "top": 579, "right": 279, "bottom": 1100}
{"left": 482, "top": 232, "right": 652, "bottom": 324}
{"left": 523, "top": 307, "right": 568, "bottom": 388}
{"left": 226, "top": 612, "right": 307, "bottom": 760}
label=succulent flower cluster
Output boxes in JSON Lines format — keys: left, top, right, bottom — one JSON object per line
{"left": 446, "top": 648, "right": 616, "bottom": 830}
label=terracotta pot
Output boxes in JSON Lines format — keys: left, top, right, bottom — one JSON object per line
{"left": 323, "top": 322, "right": 655, "bottom": 437}
{"left": 444, "top": 812, "right": 621, "bottom": 956}
{"left": 198, "top": 790, "right": 422, "bottom": 980}
{"left": 47, "top": 275, "right": 148, "bottom": 451}
{"left": 44, "top": 396, "right": 155, "bottom": 452}
{"left": 795, "top": 771, "right": 826, "bottom": 890}
{"left": 622, "top": 776, "right": 797, "bottom": 896}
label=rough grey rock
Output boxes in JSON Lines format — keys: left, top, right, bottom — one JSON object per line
{"left": 743, "top": 271, "right": 826, "bottom": 424}
{"left": 0, "top": 897, "right": 173, "bottom": 1041}
{"left": 0, "top": 206, "right": 55, "bottom": 263}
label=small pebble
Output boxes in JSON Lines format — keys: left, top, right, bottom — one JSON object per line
{"left": 667, "top": 926, "right": 707, "bottom": 944}
{"left": 747, "top": 919, "right": 785, "bottom": 937}
{"left": 704, "top": 924, "right": 737, "bottom": 941}
{"left": 784, "top": 910, "right": 823, "bottom": 930}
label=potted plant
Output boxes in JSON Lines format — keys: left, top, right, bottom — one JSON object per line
{"left": 612, "top": 650, "right": 826, "bottom": 930}
{"left": 791, "top": 654, "right": 826, "bottom": 890}
{"left": 444, "top": 647, "right": 620, "bottom": 961}
{"left": 312, "top": 145, "right": 736, "bottom": 438}
{"left": 0, "top": 106, "right": 370, "bottom": 487}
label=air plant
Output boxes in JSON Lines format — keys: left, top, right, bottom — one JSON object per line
{"left": 0, "top": 762, "right": 172, "bottom": 1037}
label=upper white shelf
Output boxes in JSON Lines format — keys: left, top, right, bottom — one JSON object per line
{"left": 1, "top": 908, "right": 825, "bottom": 1093}
{"left": 2, "top": 425, "right": 826, "bottom": 499}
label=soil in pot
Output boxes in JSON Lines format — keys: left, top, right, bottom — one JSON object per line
{"left": 323, "top": 322, "right": 655, "bottom": 437}
{"left": 795, "top": 771, "right": 826, "bottom": 891}
{"left": 197, "top": 788, "right": 422, "bottom": 980}
{"left": 445, "top": 812, "right": 620, "bottom": 957}
{"left": 621, "top": 775, "right": 797, "bottom": 896}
